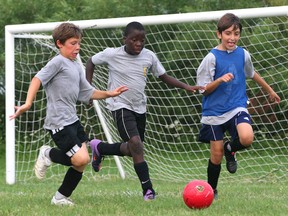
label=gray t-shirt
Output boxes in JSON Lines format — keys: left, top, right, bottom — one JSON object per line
{"left": 196, "top": 47, "right": 254, "bottom": 125}
{"left": 36, "top": 54, "right": 94, "bottom": 130}
{"left": 91, "top": 46, "right": 166, "bottom": 113}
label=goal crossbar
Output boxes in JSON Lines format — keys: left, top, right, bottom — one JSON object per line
{"left": 6, "top": 6, "right": 288, "bottom": 34}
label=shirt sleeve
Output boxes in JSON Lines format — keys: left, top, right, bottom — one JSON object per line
{"left": 91, "top": 48, "right": 111, "bottom": 65}
{"left": 244, "top": 49, "right": 255, "bottom": 78}
{"left": 150, "top": 52, "right": 166, "bottom": 77}
{"left": 77, "top": 63, "right": 94, "bottom": 104}
{"left": 196, "top": 52, "right": 216, "bottom": 93}
{"left": 35, "top": 57, "right": 60, "bottom": 86}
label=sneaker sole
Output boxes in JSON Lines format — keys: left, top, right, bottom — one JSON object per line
{"left": 226, "top": 161, "right": 237, "bottom": 173}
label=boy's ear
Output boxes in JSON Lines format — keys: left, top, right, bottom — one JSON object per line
{"left": 56, "top": 40, "right": 63, "bottom": 48}
{"left": 216, "top": 31, "right": 222, "bottom": 39}
{"left": 122, "top": 36, "right": 126, "bottom": 44}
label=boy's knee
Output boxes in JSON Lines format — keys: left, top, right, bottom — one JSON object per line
{"left": 210, "top": 152, "right": 223, "bottom": 165}
{"left": 240, "top": 135, "right": 254, "bottom": 147}
{"left": 129, "top": 141, "right": 144, "bottom": 156}
{"left": 128, "top": 136, "right": 144, "bottom": 155}
{"left": 72, "top": 155, "right": 90, "bottom": 167}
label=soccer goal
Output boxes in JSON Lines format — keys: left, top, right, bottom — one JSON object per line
{"left": 5, "top": 6, "right": 288, "bottom": 184}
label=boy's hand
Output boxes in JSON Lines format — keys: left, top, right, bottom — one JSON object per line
{"left": 109, "top": 85, "right": 128, "bottom": 97}
{"left": 186, "top": 85, "right": 206, "bottom": 93}
{"left": 220, "top": 73, "right": 234, "bottom": 83}
{"left": 268, "top": 91, "right": 281, "bottom": 104}
{"left": 9, "top": 103, "right": 31, "bottom": 120}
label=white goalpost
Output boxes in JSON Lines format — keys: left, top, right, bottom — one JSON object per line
{"left": 5, "top": 6, "right": 288, "bottom": 185}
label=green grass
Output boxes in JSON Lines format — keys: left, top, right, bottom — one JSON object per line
{"left": 1, "top": 143, "right": 288, "bottom": 216}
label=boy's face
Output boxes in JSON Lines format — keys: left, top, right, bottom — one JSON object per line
{"left": 57, "top": 37, "right": 81, "bottom": 60}
{"left": 217, "top": 25, "right": 241, "bottom": 51}
{"left": 124, "top": 29, "right": 145, "bottom": 55}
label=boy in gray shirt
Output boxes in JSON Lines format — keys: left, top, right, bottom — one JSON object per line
{"left": 86, "top": 21, "right": 204, "bottom": 200}
{"left": 10, "top": 22, "right": 127, "bottom": 205}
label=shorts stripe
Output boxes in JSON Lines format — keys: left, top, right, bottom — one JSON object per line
{"left": 121, "top": 109, "right": 130, "bottom": 140}
{"left": 210, "top": 125, "right": 217, "bottom": 141}
{"left": 66, "top": 144, "right": 80, "bottom": 157}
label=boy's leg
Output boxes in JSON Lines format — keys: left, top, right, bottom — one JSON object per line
{"left": 34, "top": 145, "right": 53, "bottom": 180}
{"left": 134, "top": 160, "right": 155, "bottom": 200}
{"left": 207, "top": 159, "right": 221, "bottom": 200}
{"left": 208, "top": 140, "right": 223, "bottom": 199}
{"left": 127, "top": 135, "right": 155, "bottom": 200}
{"left": 90, "top": 139, "right": 123, "bottom": 172}
{"left": 229, "top": 111, "right": 253, "bottom": 150}
{"left": 112, "top": 108, "right": 155, "bottom": 200}
{"left": 49, "top": 148, "right": 72, "bottom": 166}
{"left": 52, "top": 143, "right": 89, "bottom": 206}
{"left": 199, "top": 124, "right": 224, "bottom": 199}
{"left": 52, "top": 167, "right": 83, "bottom": 206}
{"left": 50, "top": 121, "right": 89, "bottom": 205}
{"left": 225, "top": 112, "right": 253, "bottom": 173}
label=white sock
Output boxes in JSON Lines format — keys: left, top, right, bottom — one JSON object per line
{"left": 44, "top": 148, "right": 51, "bottom": 160}
{"left": 55, "top": 191, "right": 66, "bottom": 200}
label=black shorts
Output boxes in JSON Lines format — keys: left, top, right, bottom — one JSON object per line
{"left": 112, "top": 108, "right": 146, "bottom": 142}
{"left": 49, "top": 120, "right": 89, "bottom": 155}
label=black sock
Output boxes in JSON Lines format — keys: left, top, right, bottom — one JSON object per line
{"left": 229, "top": 138, "right": 247, "bottom": 152}
{"left": 49, "top": 148, "right": 72, "bottom": 166}
{"left": 98, "top": 142, "right": 123, "bottom": 156}
{"left": 58, "top": 167, "right": 83, "bottom": 197}
{"left": 207, "top": 159, "right": 221, "bottom": 190}
{"left": 134, "top": 161, "right": 153, "bottom": 194}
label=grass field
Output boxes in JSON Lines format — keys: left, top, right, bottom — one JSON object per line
{"left": 0, "top": 144, "right": 288, "bottom": 216}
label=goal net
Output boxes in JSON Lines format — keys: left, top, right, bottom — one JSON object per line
{"left": 5, "top": 6, "right": 288, "bottom": 184}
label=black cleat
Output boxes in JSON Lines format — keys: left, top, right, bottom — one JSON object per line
{"left": 224, "top": 141, "right": 237, "bottom": 174}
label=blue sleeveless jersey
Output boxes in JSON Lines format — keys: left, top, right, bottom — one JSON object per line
{"left": 202, "top": 47, "right": 248, "bottom": 116}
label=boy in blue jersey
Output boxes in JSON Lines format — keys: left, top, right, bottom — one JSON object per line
{"left": 86, "top": 21, "right": 204, "bottom": 200}
{"left": 10, "top": 22, "right": 127, "bottom": 205}
{"left": 196, "top": 13, "right": 280, "bottom": 199}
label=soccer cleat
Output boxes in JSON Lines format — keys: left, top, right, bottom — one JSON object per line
{"left": 90, "top": 139, "right": 103, "bottom": 172}
{"left": 143, "top": 189, "right": 156, "bottom": 201}
{"left": 224, "top": 141, "right": 237, "bottom": 174}
{"left": 51, "top": 196, "right": 74, "bottom": 206}
{"left": 213, "top": 189, "right": 218, "bottom": 200}
{"left": 34, "top": 145, "right": 52, "bottom": 180}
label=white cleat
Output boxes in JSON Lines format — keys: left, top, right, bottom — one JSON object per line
{"left": 34, "top": 145, "right": 52, "bottom": 180}
{"left": 51, "top": 196, "right": 74, "bottom": 206}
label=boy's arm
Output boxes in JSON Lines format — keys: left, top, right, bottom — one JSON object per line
{"left": 159, "top": 73, "right": 205, "bottom": 93}
{"left": 9, "top": 77, "right": 41, "bottom": 120}
{"left": 86, "top": 57, "right": 95, "bottom": 84}
{"left": 253, "top": 72, "right": 281, "bottom": 103}
{"left": 91, "top": 86, "right": 128, "bottom": 100}
{"left": 203, "top": 73, "right": 234, "bottom": 96}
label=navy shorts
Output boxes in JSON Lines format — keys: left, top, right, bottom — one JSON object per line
{"left": 49, "top": 120, "right": 89, "bottom": 157}
{"left": 112, "top": 108, "right": 146, "bottom": 142}
{"left": 198, "top": 111, "right": 252, "bottom": 143}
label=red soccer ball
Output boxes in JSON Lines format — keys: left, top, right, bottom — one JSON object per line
{"left": 183, "top": 180, "right": 214, "bottom": 209}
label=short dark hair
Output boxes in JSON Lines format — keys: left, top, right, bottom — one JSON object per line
{"left": 123, "top": 21, "right": 145, "bottom": 37}
{"left": 217, "top": 13, "right": 242, "bottom": 34}
{"left": 52, "top": 22, "right": 83, "bottom": 48}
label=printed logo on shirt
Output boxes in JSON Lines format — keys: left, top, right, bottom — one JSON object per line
{"left": 143, "top": 67, "right": 148, "bottom": 77}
